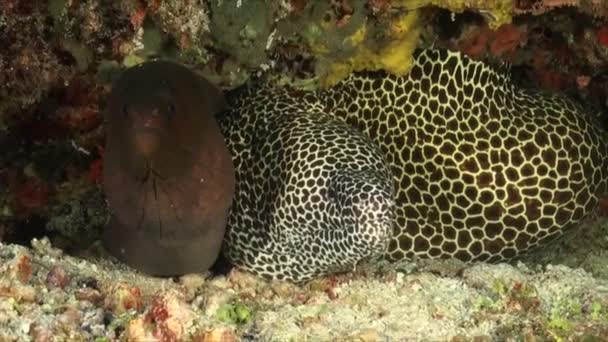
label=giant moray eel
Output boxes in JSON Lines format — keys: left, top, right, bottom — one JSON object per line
{"left": 103, "top": 61, "right": 235, "bottom": 276}
{"left": 219, "top": 49, "right": 608, "bottom": 282}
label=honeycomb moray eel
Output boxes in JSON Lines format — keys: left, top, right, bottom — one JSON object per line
{"left": 219, "top": 49, "right": 608, "bottom": 283}
{"left": 103, "top": 61, "right": 235, "bottom": 276}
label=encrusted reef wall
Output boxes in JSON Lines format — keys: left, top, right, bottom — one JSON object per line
{"left": 0, "top": 0, "right": 607, "bottom": 259}
{"left": 4, "top": 0, "right": 608, "bottom": 247}
{"left": 0, "top": 0, "right": 608, "bottom": 247}
{"left": 2, "top": 0, "right": 608, "bottom": 253}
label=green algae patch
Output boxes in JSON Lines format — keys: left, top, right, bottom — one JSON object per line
{"left": 546, "top": 299, "right": 582, "bottom": 338}
{"left": 122, "top": 54, "right": 145, "bottom": 68}
{"left": 47, "top": 0, "right": 67, "bottom": 19}
{"left": 216, "top": 301, "right": 254, "bottom": 325}
{"left": 589, "top": 301, "right": 608, "bottom": 321}
{"left": 474, "top": 296, "right": 500, "bottom": 312}
{"left": 491, "top": 278, "right": 509, "bottom": 297}
{"left": 210, "top": 0, "right": 273, "bottom": 68}
{"left": 545, "top": 297, "right": 608, "bottom": 339}
{"left": 108, "top": 311, "right": 139, "bottom": 335}
{"left": 476, "top": 278, "right": 541, "bottom": 315}
{"left": 141, "top": 19, "right": 164, "bottom": 56}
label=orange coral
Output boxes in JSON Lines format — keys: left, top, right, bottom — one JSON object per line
{"left": 576, "top": 75, "right": 591, "bottom": 88}
{"left": 455, "top": 23, "right": 527, "bottom": 60}
{"left": 597, "top": 25, "right": 608, "bottom": 47}
{"left": 88, "top": 146, "right": 104, "bottom": 184}
{"left": 531, "top": 48, "right": 569, "bottom": 90}
{"left": 50, "top": 77, "right": 104, "bottom": 135}
{"left": 56, "top": 107, "right": 101, "bottom": 133}
{"left": 458, "top": 25, "right": 492, "bottom": 59}
{"left": 109, "top": 283, "right": 143, "bottom": 314}
{"left": 145, "top": 297, "right": 177, "bottom": 342}
{"left": 130, "top": 7, "right": 146, "bottom": 29}
{"left": 490, "top": 24, "right": 527, "bottom": 58}
{"left": 88, "top": 160, "right": 103, "bottom": 184}
{"left": 15, "top": 254, "right": 32, "bottom": 284}
{"left": 12, "top": 178, "right": 49, "bottom": 219}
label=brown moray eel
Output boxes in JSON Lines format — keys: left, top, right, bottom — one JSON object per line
{"left": 102, "top": 61, "right": 235, "bottom": 276}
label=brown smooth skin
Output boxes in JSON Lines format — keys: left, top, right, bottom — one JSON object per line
{"left": 102, "top": 60, "right": 235, "bottom": 276}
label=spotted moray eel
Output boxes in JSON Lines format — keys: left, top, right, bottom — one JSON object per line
{"left": 218, "top": 49, "right": 608, "bottom": 282}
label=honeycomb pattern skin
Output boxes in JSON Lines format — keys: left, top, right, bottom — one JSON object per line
{"left": 219, "top": 86, "right": 395, "bottom": 282}
{"left": 218, "top": 49, "right": 608, "bottom": 282}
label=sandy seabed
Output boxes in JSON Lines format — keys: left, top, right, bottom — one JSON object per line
{"left": 1, "top": 217, "right": 608, "bottom": 341}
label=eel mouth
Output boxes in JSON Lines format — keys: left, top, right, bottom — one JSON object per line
{"left": 133, "top": 131, "right": 161, "bottom": 158}
{"left": 131, "top": 113, "right": 165, "bottom": 157}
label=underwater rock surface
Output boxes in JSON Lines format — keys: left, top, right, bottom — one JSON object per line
{"left": 1, "top": 235, "right": 608, "bottom": 340}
